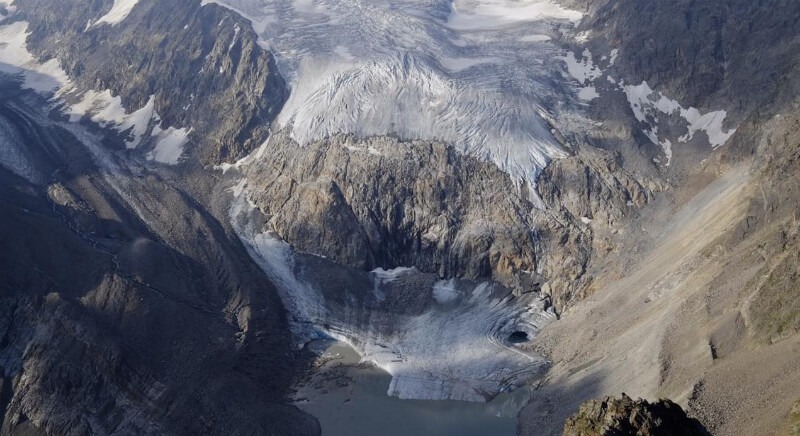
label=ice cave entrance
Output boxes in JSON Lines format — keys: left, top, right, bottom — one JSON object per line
{"left": 508, "top": 331, "right": 529, "bottom": 344}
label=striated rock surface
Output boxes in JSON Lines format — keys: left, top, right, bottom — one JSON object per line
{"left": 535, "top": 146, "right": 664, "bottom": 307}
{"left": 561, "top": 394, "right": 708, "bottom": 436}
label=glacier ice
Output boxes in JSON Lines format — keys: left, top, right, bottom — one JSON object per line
{"left": 230, "top": 187, "right": 556, "bottom": 402}
{"left": 201, "top": 0, "right": 585, "bottom": 188}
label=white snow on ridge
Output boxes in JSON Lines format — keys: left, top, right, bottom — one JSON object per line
{"left": 556, "top": 48, "right": 737, "bottom": 166}
{"left": 147, "top": 126, "right": 191, "bottom": 165}
{"left": 65, "top": 90, "right": 190, "bottom": 163}
{"left": 0, "top": 14, "right": 190, "bottom": 165}
{"left": 0, "top": 21, "right": 69, "bottom": 93}
{"left": 94, "top": 0, "right": 142, "bottom": 26}
{"left": 65, "top": 91, "right": 158, "bottom": 148}
{"left": 202, "top": 0, "right": 585, "bottom": 190}
{"left": 624, "top": 81, "right": 736, "bottom": 165}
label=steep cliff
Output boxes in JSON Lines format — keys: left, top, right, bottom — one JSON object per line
{"left": 14, "top": 0, "right": 287, "bottom": 163}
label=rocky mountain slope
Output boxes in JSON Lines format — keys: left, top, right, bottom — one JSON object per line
{"left": 0, "top": 0, "right": 798, "bottom": 435}
{"left": 0, "top": 59, "right": 315, "bottom": 436}
{"left": 562, "top": 394, "right": 708, "bottom": 436}
{"left": 14, "top": 0, "right": 286, "bottom": 163}
{"left": 517, "top": 1, "right": 800, "bottom": 434}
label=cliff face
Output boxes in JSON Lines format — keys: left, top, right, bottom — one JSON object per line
{"left": 15, "top": 0, "right": 287, "bottom": 163}
{"left": 245, "top": 133, "right": 543, "bottom": 283}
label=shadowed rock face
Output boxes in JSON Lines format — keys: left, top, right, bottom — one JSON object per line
{"left": 562, "top": 394, "right": 708, "bottom": 436}
{"left": 0, "top": 84, "right": 318, "bottom": 435}
{"left": 244, "top": 133, "right": 542, "bottom": 284}
{"left": 15, "top": 0, "right": 287, "bottom": 163}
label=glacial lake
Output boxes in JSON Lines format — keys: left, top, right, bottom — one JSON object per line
{"left": 294, "top": 340, "right": 532, "bottom": 436}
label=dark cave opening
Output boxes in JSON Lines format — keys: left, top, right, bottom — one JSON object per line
{"left": 508, "top": 331, "right": 529, "bottom": 344}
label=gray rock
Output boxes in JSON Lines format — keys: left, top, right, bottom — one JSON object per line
{"left": 16, "top": 0, "right": 287, "bottom": 163}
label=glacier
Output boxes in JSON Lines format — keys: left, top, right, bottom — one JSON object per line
{"left": 229, "top": 187, "right": 557, "bottom": 402}
{"left": 201, "top": 0, "right": 586, "bottom": 189}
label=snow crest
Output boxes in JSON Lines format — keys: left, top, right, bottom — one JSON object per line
{"left": 94, "top": 0, "right": 142, "bottom": 26}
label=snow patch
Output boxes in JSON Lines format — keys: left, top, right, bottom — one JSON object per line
{"left": 624, "top": 81, "right": 737, "bottom": 164}
{"left": 0, "top": 21, "right": 69, "bottom": 93}
{"left": 559, "top": 49, "right": 602, "bottom": 85}
{"left": 65, "top": 91, "right": 157, "bottom": 148}
{"left": 609, "top": 48, "right": 619, "bottom": 65}
{"left": 578, "top": 86, "right": 599, "bottom": 101}
{"left": 94, "top": 0, "right": 141, "bottom": 26}
{"left": 679, "top": 107, "right": 735, "bottom": 147}
{"left": 148, "top": 126, "right": 191, "bottom": 165}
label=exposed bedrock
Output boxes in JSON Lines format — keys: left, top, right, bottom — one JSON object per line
{"left": 243, "top": 132, "right": 544, "bottom": 286}
{"left": 13, "top": 0, "right": 287, "bottom": 163}
{"left": 562, "top": 394, "right": 709, "bottom": 436}
{"left": 241, "top": 132, "right": 659, "bottom": 310}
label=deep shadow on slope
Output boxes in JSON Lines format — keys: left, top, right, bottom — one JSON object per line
{"left": 0, "top": 81, "right": 318, "bottom": 435}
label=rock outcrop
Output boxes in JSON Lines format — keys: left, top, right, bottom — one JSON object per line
{"left": 15, "top": 0, "right": 287, "bottom": 163}
{"left": 562, "top": 394, "right": 708, "bottom": 436}
{"left": 244, "top": 132, "right": 547, "bottom": 286}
